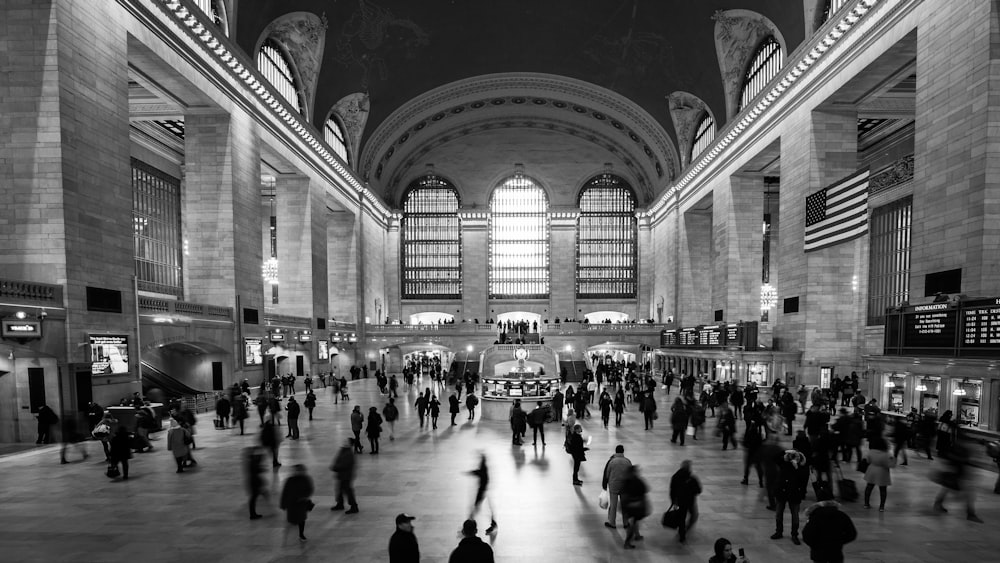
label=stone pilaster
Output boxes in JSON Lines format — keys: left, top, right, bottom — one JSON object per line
{"left": 714, "top": 175, "right": 765, "bottom": 323}
{"left": 459, "top": 211, "right": 488, "bottom": 320}
{"left": 678, "top": 210, "right": 712, "bottom": 325}
{"left": 549, "top": 212, "right": 579, "bottom": 320}
{"left": 327, "top": 209, "right": 358, "bottom": 322}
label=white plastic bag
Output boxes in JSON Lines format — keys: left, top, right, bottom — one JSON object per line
{"left": 598, "top": 489, "right": 610, "bottom": 509}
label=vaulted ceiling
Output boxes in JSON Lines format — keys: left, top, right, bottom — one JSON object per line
{"left": 233, "top": 0, "right": 809, "bottom": 206}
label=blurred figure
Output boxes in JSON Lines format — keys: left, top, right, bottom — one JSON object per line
{"left": 92, "top": 410, "right": 117, "bottom": 461}
{"left": 467, "top": 452, "right": 497, "bottom": 535}
{"left": 215, "top": 393, "right": 231, "bottom": 429}
{"left": 245, "top": 445, "right": 266, "bottom": 519}
{"left": 621, "top": 465, "right": 649, "bottom": 549}
{"left": 280, "top": 464, "right": 315, "bottom": 542}
{"left": 166, "top": 418, "right": 191, "bottom": 473}
{"left": 59, "top": 412, "right": 88, "bottom": 464}
{"left": 260, "top": 413, "right": 282, "bottom": 468}
{"left": 330, "top": 437, "right": 359, "bottom": 514}
{"left": 232, "top": 393, "right": 249, "bottom": 435}
{"left": 35, "top": 404, "right": 58, "bottom": 444}
{"left": 932, "top": 442, "right": 983, "bottom": 523}
{"left": 109, "top": 426, "right": 132, "bottom": 480}
{"left": 669, "top": 459, "right": 702, "bottom": 544}
{"left": 85, "top": 401, "right": 104, "bottom": 432}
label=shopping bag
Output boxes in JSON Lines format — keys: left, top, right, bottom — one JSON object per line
{"left": 686, "top": 425, "right": 695, "bottom": 436}
{"left": 598, "top": 489, "right": 610, "bottom": 509}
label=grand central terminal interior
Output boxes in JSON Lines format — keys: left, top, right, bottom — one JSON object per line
{"left": 3, "top": 1, "right": 1000, "bottom": 561}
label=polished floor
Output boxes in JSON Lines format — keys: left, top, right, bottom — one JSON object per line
{"left": 1, "top": 378, "right": 997, "bottom": 562}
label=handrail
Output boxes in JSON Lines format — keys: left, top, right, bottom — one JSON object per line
{"left": 0, "top": 278, "right": 62, "bottom": 304}
{"left": 137, "top": 296, "right": 233, "bottom": 321}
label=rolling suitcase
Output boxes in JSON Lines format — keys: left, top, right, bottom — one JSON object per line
{"left": 835, "top": 462, "right": 858, "bottom": 502}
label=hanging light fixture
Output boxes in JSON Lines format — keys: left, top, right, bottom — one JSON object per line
{"left": 883, "top": 378, "right": 895, "bottom": 388}
{"left": 760, "top": 283, "right": 777, "bottom": 311}
{"left": 262, "top": 194, "right": 279, "bottom": 284}
{"left": 915, "top": 380, "right": 928, "bottom": 392}
{"left": 953, "top": 378, "right": 968, "bottom": 396}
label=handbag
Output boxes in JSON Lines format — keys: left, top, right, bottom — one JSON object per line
{"left": 106, "top": 463, "right": 121, "bottom": 478}
{"left": 661, "top": 504, "right": 683, "bottom": 528}
{"left": 856, "top": 458, "right": 870, "bottom": 473}
{"left": 598, "top": 489, "right": 610, "bottom": 509}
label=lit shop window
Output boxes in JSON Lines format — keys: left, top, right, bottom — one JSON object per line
{"left": 953, "top": 378, "right": 982, "bottom": 428}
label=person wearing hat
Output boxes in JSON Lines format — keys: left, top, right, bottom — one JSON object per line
{"left": 388, "top": 513, "right": 419, "bottom": 562}
{"left": 449, "top": 519, "right": 494, "bottom": 563}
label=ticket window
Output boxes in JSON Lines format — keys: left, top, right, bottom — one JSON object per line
{"left": 881, "top": 374, "right": 905, "bottom": 414}
{"left": 954, "top": 379, "right": 983, "bottom": 428}
{"left": 916, "top": 377, "right": 941, "bottom": 416}
{"left": 820, "top": 366, "right": 834, "bottom": 390}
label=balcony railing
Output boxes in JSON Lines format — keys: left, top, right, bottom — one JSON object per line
{"left": 138, "top": 296, "right": 233, "bottom": 321}
{"left": 0, "top": 278, "right": 62, "bottom": 305}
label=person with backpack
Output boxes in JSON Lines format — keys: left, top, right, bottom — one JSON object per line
{"left": 383, "top": 398, "right": 400, "bottom": 440}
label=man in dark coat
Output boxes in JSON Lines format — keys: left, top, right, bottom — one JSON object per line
{"left": 35, "top": 404, "right": 59, "bottom": 444}
{"left": 771, "top": 449, "right": 808, "bottom": 545}
{"left": 449, "top": 520, "right": 494, "bottom": 563}
{"left": 528, "top": 401, "right": 548, "bottom": 446}
{"left": 246, "top": 445, "right": 265, "bottom": 519}
{"left": 285, "top": 396, "right": 300, "bottom": 440}
{"left": 449, "top": 393, "right": 461, "bottom": 426}
{"left": 330, "top": 438, "right": 359, "bottom": 514}
{"left": 551, "top": 388, "right": 564, "bottom": 423}
{"left": 802, "top": 490, "right": 857, "bottom": 563}
{"left": 669, "top": 459, "right": 702, "bottom": 543}
{"left": 388, "top": 513, "right": 419, "bottom": 562}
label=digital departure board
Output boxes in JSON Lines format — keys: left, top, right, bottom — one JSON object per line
{"left": 884, "top": 297, "right": 1000, "bottom": 357}
{"left": 659, "top": 322, "right": 757, "bottom": 350}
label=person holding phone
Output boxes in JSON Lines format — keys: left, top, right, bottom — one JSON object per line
{"left": 709, "top": 537, "right": 750, "bottom": 563}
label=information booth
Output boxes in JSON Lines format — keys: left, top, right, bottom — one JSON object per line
{"left": 479, "top": 347, "right": 560, "bottom": 420}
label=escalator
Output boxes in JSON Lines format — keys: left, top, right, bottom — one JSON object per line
{"left": 141, "top": 361, "right": 208, "bottom": 398}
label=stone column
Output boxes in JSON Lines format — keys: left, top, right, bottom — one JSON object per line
{"left": 274, "top": 174, "right": 328, "bottom": 323}
{"left": 549, "top": 212, "right": 578, "bottom": 320}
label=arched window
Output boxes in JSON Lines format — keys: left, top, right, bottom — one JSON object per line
{"left": 576, "top": 174, "right": 637, "bottom": 299}
{"left": 257, "top": 38, "right": 305, "bottom": 115}
{"left": 690, "top": 112, "right": 716, "bottom": 162}
{"left": 824, "top": 0, "right": 850, "bottom": 22}
{"left": 739, "top": 36, "right": 782, "bottom": 113}
{"left": 401, "top": 176, "right": 462, "bottom": 299}
{"left": 489, "top": 175, "right": 549, "bottom": 299}
{"left": 324, "top": 114, "right": 349, "bottom": 163}
{"left": 192, "top": 0, "right": 228, "bottom": 35}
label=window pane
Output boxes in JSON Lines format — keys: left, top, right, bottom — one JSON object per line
{"left": 489, "top": 175, "right": 549, "bottom": 299}
{"left": 324, "top": 116, "right": 349, "bottom": 163}
{"left": 576, "top": 174, "right": 637, "bottom": 298}
{"left": 691, "top": 113, "right": 715, "bottom": 161}
{"left": 739, "top": 36, "right": 782, "bottom": 112}
{"left": 867, "top": 196, "right": 912, "bottom": 325}
{"left": 257, "top": 39, "right": 303, "bottom": 114}
{"left": 132, "top": 158, "right": 183, "bottom": 298}
{"left": 401, "top": 176, "right": 462, "bottom": 299}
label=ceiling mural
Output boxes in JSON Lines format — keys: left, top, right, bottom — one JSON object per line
{"left": 330, "top": 0, "right": 431, "bottom": 91}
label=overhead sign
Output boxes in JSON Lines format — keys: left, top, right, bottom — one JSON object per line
{"left": 297, "top": 330, "right": 312, "bottom": 342}
{"left": 268, "top": 330, "right": 285, "bottom": 342}
{"left": 660, "top": 322, "right": 757, "bottom": 350}
{"left": 90, "top": 334, "right": 129, "bottom": 376}
{"left": 884, "top": 298, "right": 1000, "bottom": 357}
{"left": 2, "top": 320, "right": 42, "bottom": 338}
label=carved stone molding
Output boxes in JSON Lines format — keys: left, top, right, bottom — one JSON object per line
{"left": 260, "top": 11, "right": 328, "bottom": 121}
{"left": 712, "top": 9, "right": 784, "bottom": 121}
{"left": 667, "top": 92, "right": 711, "bottom": 170}
{"left": 332, "top": 92, "right": 370, "bottom": 168}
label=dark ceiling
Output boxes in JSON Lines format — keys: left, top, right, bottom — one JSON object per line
{"left": 236, "top": 0, "right": 806, "bottom": 150}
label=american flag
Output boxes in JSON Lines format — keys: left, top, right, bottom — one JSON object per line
{"left": 804, "top": 168, "right": 870, "bottom": 252}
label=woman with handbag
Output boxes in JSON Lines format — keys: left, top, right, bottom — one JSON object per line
{"left": 621, "top": 465, "right": 649, "bottom": 549}
{"left": 280, "top": 464, "right": 315, "bottom": 542}
{"left": 862, "top": 438, "right": 895, "bottom": 511}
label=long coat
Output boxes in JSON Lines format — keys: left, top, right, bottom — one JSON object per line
{"left": 280, "top": 474, "right": 315, "bottom": 524}
{"left": 167, "top": 425, "right": 190, "bottom": 458}
{"left": 863, "top": 448, "right": 895, "bottom": 487}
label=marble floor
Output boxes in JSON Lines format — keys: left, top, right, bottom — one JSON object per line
{"left": 1, "top": 378, "right": 998, "bottom": 563}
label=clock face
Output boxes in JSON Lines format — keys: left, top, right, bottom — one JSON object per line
{"left": 514, "top": 347, "right": 529, "bottom": 360}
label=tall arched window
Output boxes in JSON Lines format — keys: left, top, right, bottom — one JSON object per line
{"left": 401, "top": 176, "right": 462, "bottom": 299}
{"left": 824, "top": 0, "right": 850, "bottom": 22}
{"left": 489, "top": 175, "right": 549, "bottom": 299}
{"left": 739, "top": 36, "right": 782, "bottom": 112}
{"left": 576, "top": 174, "right": 637, "bottom": 298}
{"left": 690, "top": 112, "right": 716, "bottom": 162}
{"left": 257, "top": 38, "right": 305, "bottom": 115}
{"left": 324, "top": 114, "right": 349, "bottom": 163}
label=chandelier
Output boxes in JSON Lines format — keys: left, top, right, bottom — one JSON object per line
{"left": 262, "top": 257, "right": 279, "bottom": 285}
{"left": 760, "top": 283, "right": 777, "bottom": 311}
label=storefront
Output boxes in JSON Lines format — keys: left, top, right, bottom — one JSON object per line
{"left": 654, "top": 349, "right": 801, "bottom": 387}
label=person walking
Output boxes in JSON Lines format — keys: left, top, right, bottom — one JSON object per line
{"left": 449, "top": 392, "right": 461, "bottom": 426}
{"left": 613, "top": 388, "right": 626, "bottom": 427}
{"left": 449, "top": 520, "right": 495, "bottom": 562}
{"left": 108, "top": 426, "right": 131, "bottom": 480}
{"left": 388, "top": 513, "right": 419, "bottom": 563}
{"left": 741, "top": 419, "right": 765, "bottom": 486}
{"left": 304, "top": 390, "right": 317, "bottom": 421}
{"left": 215, "top": 393, "right": 231, "bottom": 429}
{"left": 350, "top": 406, "right": 364, "bottom": 452}
{"left": 245, "top": 445, "right": 266, "bottom": 519}
{"left": 280, "top": 464, "right": 315, "bottom": 542}
{"left": 669, "top": 459, "right": 702, "bottom": 543}
{"left": 261, "top": 413, "right": 282, "bottom": 468}
{"left": 232, "top": 393, "right": 249, "bottom": 435}
{"left": 388, "top": 375, "right": 399, "bottom": 399}
{"left": 415, "top": 391, "right": 429, "bottom": 429}
{"left": 91, "top": 411, "right": 117, "bottom": 462}
{"left": 35, "top": 404, "right": 58, "bottom": 444}
{"left": 429, "top": 395, "right": 441, "bottom": 429}
{"left": 383, "top": 398, "right": 400, "bottom": 440}
{"left": 167, "top": 418, "right": 192, "bottom": 473}
{"left": 621, "top": 465, "right": 650, "bottom": 549}
{"left": 467, "top": 453, "right": 498, "bottom": 534}
{"left": 285, "top": 396, "right": 301, "bottom": 440}
{"left": 771, "top": 449, "right": 808, "bottom": 545}
{"left": 932, "top": 442, "right": 982, "bottom": 522}
{"left": 890, "top": 417, "right": 910, "bottom": 465}
{"left": 602, "top": 444, "right": 632, "bottom": 528}
{"left": 330, "top": 437, "right": 360, "bottom": 514}
{"left": 861, "top": 438, "right": 895, "bottom": 511}
{"left": 670, "top": 397, "right": 690, "bottom": 445}
{"left": 465, "top": 392, "right": 479, "bottom": 421}
{"left": 719, "top": 403, "right": 738, "bottom": 451}
{"left": 802, "top": 487, "right": 857, "bottom": 563}
{"left": 528, "top": 401, "right": 547, "bottom": 446}
{"left": 567, "top": 423, "right": 588, "bottom": 485}
{"left": 367, "top": 406, "right": 384, "bottom": 454}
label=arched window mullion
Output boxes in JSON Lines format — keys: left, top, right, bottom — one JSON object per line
{"left": 324, "top": 113, "right": 349, "bottom": 164}
{"left": 576, "top": 174, "right": 637, "bottom": 299}
{"left": 691, "top": 112, "right": 716, "bottom": 162}
{"left": 257, "top": 38, "right": 305, "bottom": 116}
{"left": 739, "top": 36, "right": 783, "bottom": 113}
{"left": 401, "top": 176, "right": 462, "bottom": 299}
